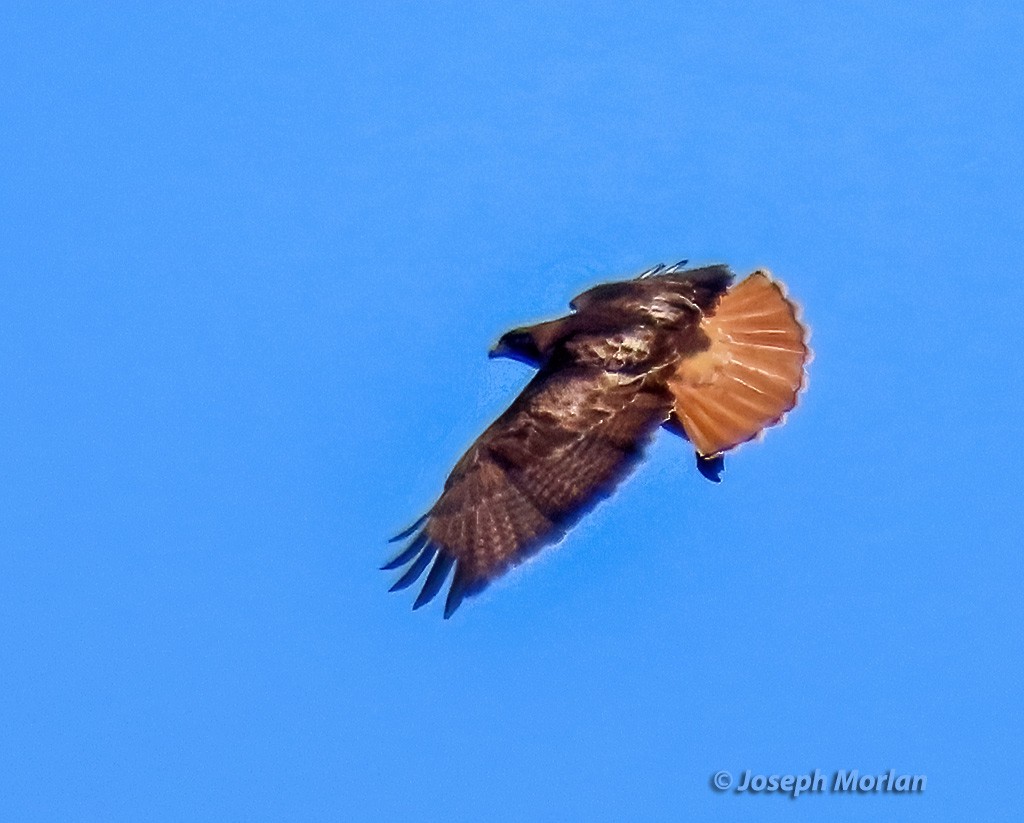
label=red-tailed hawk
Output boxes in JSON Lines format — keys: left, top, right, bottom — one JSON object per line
{"left": 385, "top": 263, "right": 810, "bottom": 617}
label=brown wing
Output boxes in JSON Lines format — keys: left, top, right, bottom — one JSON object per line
{"left": 384, "top": 367, "right": 673, "bottom": 617}
{"left": 667, "top": 271, "right": 810, "bottom": 456}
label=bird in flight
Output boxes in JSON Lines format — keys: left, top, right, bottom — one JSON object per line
{"left": 384, "top": 262, "right": 810, "bottom": 617}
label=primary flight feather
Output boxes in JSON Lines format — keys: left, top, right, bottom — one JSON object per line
{"left": 385, "top": 263, "right": 810, "bottom": 617}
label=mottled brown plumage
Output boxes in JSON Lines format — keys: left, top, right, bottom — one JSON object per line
{"left": 385, "top": 263, "right": 809, "bottom": 617}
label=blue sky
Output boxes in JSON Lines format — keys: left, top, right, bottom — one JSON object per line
{"left": 2, "top": 1, "right": 1022, "bottom": 820}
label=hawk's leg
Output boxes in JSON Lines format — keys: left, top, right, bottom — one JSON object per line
{"left": 696, "top": 453, "right": 725, "bottom": 483}
{"left": 663, "top": 414, "right": 726, "bottom": 483}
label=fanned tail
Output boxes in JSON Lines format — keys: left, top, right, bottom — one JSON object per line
{"left": 668, "top": 270, "right": 810, "bottom": 456}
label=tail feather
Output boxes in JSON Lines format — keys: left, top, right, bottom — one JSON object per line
{"left": 668, "top": 270, "right": 810, "bottom": 456}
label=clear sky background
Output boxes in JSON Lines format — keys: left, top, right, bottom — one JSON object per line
{"left": 2, "top": 1, "right": 1022, "bottom": 820}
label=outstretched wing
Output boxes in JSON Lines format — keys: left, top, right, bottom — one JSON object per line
{"left": 384, "top": 367, "right": 673, "bottom": 617}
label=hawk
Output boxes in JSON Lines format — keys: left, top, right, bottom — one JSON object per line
{"left": 384, "top": 263, "right": 810, "bottom": 617}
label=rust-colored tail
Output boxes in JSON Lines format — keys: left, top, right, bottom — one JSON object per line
{"left": 668, "top": 271, "right": 810, "bottom": 456}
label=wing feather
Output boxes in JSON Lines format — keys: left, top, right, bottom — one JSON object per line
{"left": 387, "top": 368, "right": 671, "bottom": 616}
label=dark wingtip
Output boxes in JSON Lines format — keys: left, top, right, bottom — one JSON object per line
{"left": 380, "top": 532, "right": 427, "bottom": 570}
{"left": 412, "top": 551, "right": 455, "bottom": 610}
{"left": 443, "top": 573, "right": 487, "bottom": 619}
{"left": 388, "top": 543, "right": 438, "bottom": 591}
{"left": 443, "top": 590, "right": 463, "bottom": 620}
{"left": 443, "top": 570, "right": 467, "bottom": 619}
{"left": 389, "top": 513, "right": 428, "bottom": 543}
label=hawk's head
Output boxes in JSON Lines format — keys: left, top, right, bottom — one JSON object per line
{"left": 489, "top": 328, "right": 544, "bottom": 367}
{"left": 489, "top": 317, "right": 571, "bottom": 368}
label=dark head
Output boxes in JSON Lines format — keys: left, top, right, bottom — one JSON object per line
{"left": 489, "top": 328, "right": 544, "bottom": 367}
